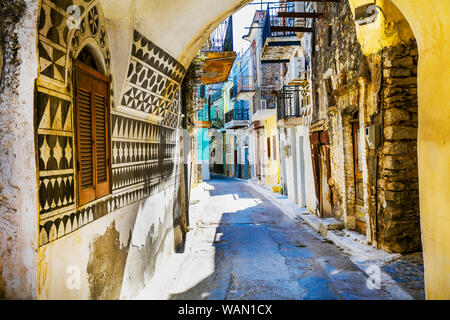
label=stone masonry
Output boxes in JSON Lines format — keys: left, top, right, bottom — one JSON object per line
{"left": 378, "top": 40, "right": 420, "bottom": 253}
{"left": 311, "top": 0, "right": 421, "bottom": 254}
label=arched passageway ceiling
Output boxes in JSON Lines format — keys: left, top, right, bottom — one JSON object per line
{"left": 100, "top": 0, "right": 251, "bottom": 108}
{"left": 101, "top": 0, "right": 251, "bottom": 67}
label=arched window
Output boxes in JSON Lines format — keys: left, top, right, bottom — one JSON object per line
{"left": 74, "top": 46, "right": 111, "bottom": 205}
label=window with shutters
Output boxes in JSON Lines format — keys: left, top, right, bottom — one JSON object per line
{"left": 74, "top": 57, "right": 111, "bottom": 206}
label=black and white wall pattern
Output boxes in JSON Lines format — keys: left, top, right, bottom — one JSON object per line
{"left": 110, "top": 29, "right": 186, "bottom": 222}
{"left": 37, "top": 0, "right": 113, "bottom": 246}
{"left": 36, "top": 1, "right": 187, "bottom": 246}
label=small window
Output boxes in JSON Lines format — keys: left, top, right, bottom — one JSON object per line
{"left": 267, "top": 137, "right": 271, "bottom": 159}
{"left": 74, "top": 56, "right": 111, "bottom": 206}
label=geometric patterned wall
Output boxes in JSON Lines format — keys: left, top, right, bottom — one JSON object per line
{"left": 120, "top": 30, "right": 186, "bottom": 128}
{"left": 37, "top": 0, "right": 113, "bottom": 246}
{"left": 36, "top": 1, "right": 186, "bottom": 246}
{"left": 109, "top": 29, "right": 186, "bottom": 229}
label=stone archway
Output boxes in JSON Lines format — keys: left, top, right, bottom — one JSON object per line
{"left": 348, "top": 0, "right": 450, "bottom": 300}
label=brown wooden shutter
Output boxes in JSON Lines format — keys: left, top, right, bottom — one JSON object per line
{"left": 74, "top": 60, "right": 111, "bottom": 205}
{"left": 93, "top": 80, "right": 110, "bottom": 199}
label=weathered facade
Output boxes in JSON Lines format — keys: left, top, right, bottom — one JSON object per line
{"left": 311, "top": 0, "right": 420, "bottom": 253}
{"left": 35, "top": 1, "right": 188, "bottom": 299}
{"left": 0, "top": 0, "right": 449, "bottom": 300}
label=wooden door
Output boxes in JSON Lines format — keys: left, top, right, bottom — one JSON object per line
{"left": 352, "top": 118, "right": 365, "bottom": 233}
{"left": 352, "top": 120, "right": 363, "bottom": 205}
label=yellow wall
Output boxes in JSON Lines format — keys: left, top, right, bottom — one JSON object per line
{"left": 264, "top": 116, "right": 280, "bottom": 186}
{"left": 349, "top": 0, "right": 450, "bottom": 300}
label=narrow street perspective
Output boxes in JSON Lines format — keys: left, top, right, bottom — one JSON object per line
{"left": 159, "top": 176, "right": 393, "bottom": 300}
{"left": 0, "top": 0, "right": 449, "bottom": 302}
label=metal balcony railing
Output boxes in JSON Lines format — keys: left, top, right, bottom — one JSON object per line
{"left": 261, "top": 3, "right": 296, "bottom": 47}
{"left": 201, "top": 17, "right": 234, "bottom": 53}
{"left": 277, "top": 86, "right": 304, "bottom": 120}
{"left": 237, "top": 76, "right": 257, "bottom": 94}
{"left": 225, "top": 108, "right": 250, "bottom": 123}
{"left": 253, "top": 89, "right": 277, "bottom": 114}
{"left": 209, "top": 89, "right": 223, "bottom": 104}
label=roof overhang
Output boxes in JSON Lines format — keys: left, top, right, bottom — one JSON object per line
{"left": 261, "top": 36, "right": 301, "bottom": 61}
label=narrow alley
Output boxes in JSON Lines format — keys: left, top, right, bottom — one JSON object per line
{"left": 156, "top": 176, "right": 392, "bottom": 300}
{"left": 0, "top": 0, "right": 448, "bottom": 302}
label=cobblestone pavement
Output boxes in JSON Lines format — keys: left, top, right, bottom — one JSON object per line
{"left": 168, "top": 176, "right": 397, "bottom": 300}
{"left": 381, "top": 252, "right": 425, "bottom": 300}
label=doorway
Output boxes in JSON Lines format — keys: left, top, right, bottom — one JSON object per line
{"left": 352, "top": 112, "right": 365, "bottom": 234}
{"left": 310, "top": 130, "right": 332, "bottom": 218}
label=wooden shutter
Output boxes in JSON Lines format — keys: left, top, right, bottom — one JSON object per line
{"left": 74, "top": 60, "right": 111, "bottom": 205}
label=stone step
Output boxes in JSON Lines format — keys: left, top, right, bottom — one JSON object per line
{"left": 317, "top": 218, "right": 345, "bottom": 237}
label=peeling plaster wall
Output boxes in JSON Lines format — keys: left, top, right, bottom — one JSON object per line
{"left": 0, "top": 0, "right": 39, "bottom": 299}
{"left": 34, "top": 0, "right": 187, "bottom": 300}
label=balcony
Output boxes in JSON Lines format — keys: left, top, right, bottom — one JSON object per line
{"left": 224, "top": 108, "right": 250, "bottom": 129}
{"left": 261, "top": 5, "right": 304, "bottom": 63}
{"left": 199, "top": 17, "right": 237, "bottom": 85}
{"left": 276, "top": 86, "right": 306, "bottom": 127}
{"left": 252, "top": 89, "right": 277, "bottom": 122}
{"left": 230, "top": 85, "right": 238, "bottom": 101}
{"left": 236, "top": 76, "right": 257, "bottom": 101}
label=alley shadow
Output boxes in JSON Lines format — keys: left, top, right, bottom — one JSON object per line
{"left": 168, "top": 176, "right": 396, "bottom": 300}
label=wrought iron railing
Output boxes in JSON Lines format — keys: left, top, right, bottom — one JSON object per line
{"left": 209, "top": 89, "right": 223, "bottom": 104}
{"left": 237, "top": 76, "right": 257, "bottom": 94}
{"left": 261, "top": 3, "right": 296, "bottom": 46}
{"left": 277, "top": 86, "right": 304, "bottom": 120}
{"left": 225, "top": 108, "right": 250, "bottom": 123}
{"left": 253, "top": 89, "right": 277, "bottom": 114}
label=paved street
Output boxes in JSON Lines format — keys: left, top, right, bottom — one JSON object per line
{"left": 168, "top": 176, "right": 393, "bottom": 300}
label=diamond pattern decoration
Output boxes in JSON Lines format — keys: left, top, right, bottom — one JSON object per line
{"left": 39, "top": 41, "right": 66, "bottom": 82}
{"left": 120, "top": 29, "right": 187, "bottom": 127}
{"left": 39, "top": 175, "right": 75, "bottom": 214}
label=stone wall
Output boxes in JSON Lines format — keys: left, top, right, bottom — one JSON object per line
{"left": 311, "top": 0, "right": 421, "bottom": 253}
{"left": 377, "top": 40, "right": 420, "bottom": 253}
{"left": 312, "top": 0, "right": 368, "bottom": 227}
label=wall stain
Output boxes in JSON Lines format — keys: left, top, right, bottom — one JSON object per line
{"left": 87, "top": 221, "right": 131, "bottom": 300}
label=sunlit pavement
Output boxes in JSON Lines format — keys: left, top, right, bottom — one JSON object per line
{"left": 166, "top": 175, "right": 394, "bottom": 300}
